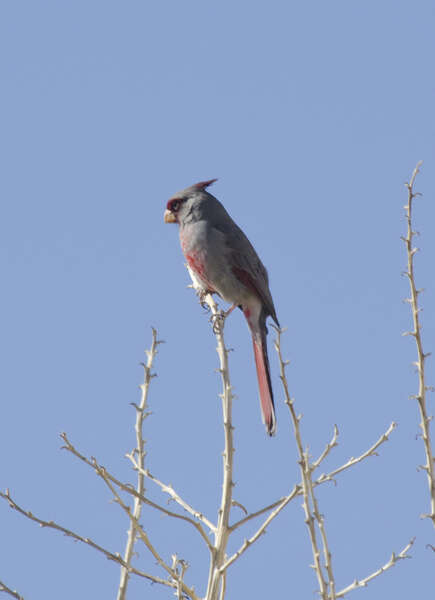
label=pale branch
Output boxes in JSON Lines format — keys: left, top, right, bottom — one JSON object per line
{"left": 314, "top": 422, "right": 397, "bottom": 486}
{"left": 0, "top": 580, "right": 24, "bottom": 600}
{"left": 171, "top": 555, "right": 189, "bottom": 600}
{"left": 274, "top": 322, "right": 410, "bottom": 599}
{"left": 229, "top": 491, "right": 298, "bottom": 532}
{"left": 93, "top": 464, "right": 199, "bottom": 600}
{"left": 230, "top": 422, "right": 394, "bottom": 533}
{"left": 0, "top": 489, "right": 174, "bottom": 590}
{"left": 61, "top": 433, "right": 213, "bottom": 549}
{"left": 304, "top": 450, "right": 336, "bottom": 600}
{"left": 311, "top": 425, "right": 339, "bottom": 471}
{"left": 218, "top": 571, "right": 227, "bottom": 600}
{"left": 117, "top": 328, "right": 162, "bottom": 600}
{"left": 336, "top": 538, "right": 415, "bottom": 598}
{"left": 275, "top": 328, "right": 332, "bottom": 599}
{"left": 204, "top": 292, "right": 236, "bottom": 600}
{"left": 219, "top": 486, "right": 300, "bottom": 573}
{"left": 134, "top": 462, "right": 216, "bottom": 535}
{"left": 402, "top": 161, "right": 435, "bottom": 526}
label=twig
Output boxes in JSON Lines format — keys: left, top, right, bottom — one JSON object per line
{"left": 275, "top": 328, "right": 334, "bottom": 599}
{"left": 220, "top": 485, "right": 300, "bottom": 573}
{"left": 171, "top": 555, "right": 189, "bottom": 600}
{"left": 312, "top": 425, "right": 339, "bottom": 471}
{"left": 231, "top": 422, "right": 395, "bottom": 533}
{"left": 202, "top": 293, "right": 235, "bottom": 600}
{"left": 117, "top": 328, "right": 162, "bottom": 600}
{"left": 0, "top": 489, "right": 174, "bottom": 589}
{"left": 314, "top": 422, "right": 397, "bottom": 486}
{"left": 402, "top": 161, "right": 435, "bottom": 526}
{"left": 230, "top": 494, "right": 294, "bottom": 531}
{"left": 93, "top": 465, "right": 199, "bottom": 600}
{"left": 132, "top": 462, "right": 216, "bottom": 534}
{"left": 0, "top": 580, "right": 24, "bottom": 600}
{"left": 336, "top": 538, "right": 414, "bottom": 597}
{"left": 61, "top": 433, "right": 212, "bottom": 547}
{"left": 304, "top": 449, "right": 336, "bottom": 599}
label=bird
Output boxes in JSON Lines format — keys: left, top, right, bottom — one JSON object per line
{"left": 164, "top": 179, "right": 279, "bottom": 435}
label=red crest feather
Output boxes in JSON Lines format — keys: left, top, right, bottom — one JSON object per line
{"left": 193, "top": 179, "right": 218, "bottom": 190}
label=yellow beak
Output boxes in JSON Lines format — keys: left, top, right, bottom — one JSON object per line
{"left": 164, "top": 209, "right": 177, "bottom": 223}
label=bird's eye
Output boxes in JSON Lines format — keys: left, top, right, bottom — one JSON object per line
{"left": 171, "top": 200, "right": 180, "bottom": 212}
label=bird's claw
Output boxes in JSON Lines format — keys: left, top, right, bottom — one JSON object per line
{"left": 197, "top": 289, "right": 211, "bottom": 312}
{"left": 210, "top": 310, "right": 226, "bottom": 334}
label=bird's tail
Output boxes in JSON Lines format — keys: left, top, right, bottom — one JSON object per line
{"left": 251, "top": 320, "right": 276, "bottom": 436}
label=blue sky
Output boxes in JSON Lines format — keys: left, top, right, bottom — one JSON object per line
{"left": 1, "top": 1, "right": 435, "bottom": 598}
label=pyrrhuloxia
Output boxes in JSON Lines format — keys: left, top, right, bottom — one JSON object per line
{"left": 164, "top": 179, "right": 279, "bottom": 435}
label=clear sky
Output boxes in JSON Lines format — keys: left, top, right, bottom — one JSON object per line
{"left": 1, "top": 1, "right": 435, "bottom": 598}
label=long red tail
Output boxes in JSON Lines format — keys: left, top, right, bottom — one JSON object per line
{"left": 252, "top": 330, "right": 276, "bottom": 436}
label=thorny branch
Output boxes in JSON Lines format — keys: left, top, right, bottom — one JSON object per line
{"left": 275, "top": 328, "right": 334, "bottom": 599}
{"left": 274, "top": 327, "right": 412, "bottom": 599}
{"left": 0, "top": 234, "right": 422, "bottom": 600}
{"left": 92, "top": 463, "right": 199, "bottom": 600}
{"left": 131, "top": 462, "right": 216, "bottom": 535}
{"left": 117, "top": 327, "right": 162, "bottom": 600}
{"left": 0, "top": 489, "right": 174, "bottom": 590}
{"left": 202, "top": 293, "right": 236, "bottom": 600}
{"left": 61, "top": 433, "right": 212, "bottom": 546}
{"left": 314, "top": 422, "right": 397, "bottom": 486}
{"left": 336, "top": 538, "right": 414, "bottom": 597}
{"left": 402, "top": 161, "right": 435, "bottom": 526}
{"left": 0, "top": 580, "right": 24, "bottom": 600}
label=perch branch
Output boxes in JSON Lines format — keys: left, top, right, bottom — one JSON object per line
{"left": 201, "top": 292, "right": 236, "bottom": 600}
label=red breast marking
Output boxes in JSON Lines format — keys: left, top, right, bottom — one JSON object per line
{"left": 186, "top": 252, "right": 215, "bottom": 292}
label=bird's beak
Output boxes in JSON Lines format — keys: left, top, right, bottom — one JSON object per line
{"left": 164, "top": 209, "right": 177, "bottom": 223}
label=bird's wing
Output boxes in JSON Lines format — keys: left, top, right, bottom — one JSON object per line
{"left": 213, "top": 219, "right": 279, "bottom": 326}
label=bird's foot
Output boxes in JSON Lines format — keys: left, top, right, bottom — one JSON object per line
{"left": 210, "top": 304, "right": 237, "bottom": 334}
{"left": 198, "top": 290, "right": 211, "bottom": 312}
{"left": 210, "top": 310, "right": 226, "bottom": 334}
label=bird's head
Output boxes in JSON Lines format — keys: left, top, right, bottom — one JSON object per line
{"left": 164, "top": 179, "right": 218, "bottom": 225}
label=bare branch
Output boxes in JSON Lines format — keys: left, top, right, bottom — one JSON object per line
{"left": 230, "top": 492, "right": 298, "bottom": 532}
{"left": 134, "top": 463, "right": 216, "bottom": 535}
{"left": 312, "top": 425, "right": 339, "bottom": 471}
{"left": 61, "top": 433, "right": 212, "bottom": 547}
{"left": 93, "top": 465, "right": 200, "bottom": 600}
{"left": 220, "top": 486, "right": 300, "bottom": 573}
{"left": 171, "top": 555, "right": 190, "bottom": 600}
{"left": 118, "top": 327, "right": 160, "bottom": 600}
{"left": 203, "top": 292, "right": 236, "bottom": 600}
{"left": 0, "top": 489, "right": 174, "bottom": 589}
{"left": 336, "top": 538, "right": 414, "bottom": 597}
{"left": 275, "top": 328, "right": 333, "bottom": 599}
{"left": 274, "top": 330, "right": 408, "bottom": 599}
{"left": 0, "top": 580, "right": 24, "bottom": 600}
{"left": 403, "top": 161, "right": 435, "bottom": 526}
{"left": 314, "top": 422, "right": 397, "bottom": 486}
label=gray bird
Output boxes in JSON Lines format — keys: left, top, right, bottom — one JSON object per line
{"left": 164, "top": 179, "right": 279, "bottom": 435}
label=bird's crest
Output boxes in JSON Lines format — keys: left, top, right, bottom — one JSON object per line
{"left": 193, "top": 179, "right": 218, "bottom": 191}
